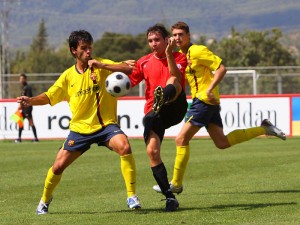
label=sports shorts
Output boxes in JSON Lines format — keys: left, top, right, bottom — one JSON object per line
{"left": 62, "top": 124, "right": 125, "bottom": 153}
{"left": 143, "top": 91, "right": 188, "bottom": 143}
{"left": 22, "top": 106, "right": 33, "bottom": 119}
{"left": 185, "top": 98, "right": 223, "bottom": 128}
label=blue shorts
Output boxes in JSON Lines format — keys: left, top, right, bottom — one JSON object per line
{"left": 185, "top": 98, "right": 223, "bottom": 128}
{"left": 62, "top": 124, "right": 125, "bottom": 153}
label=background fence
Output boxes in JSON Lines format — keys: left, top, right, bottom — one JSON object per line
{"left": 1, "top": 66, "right": 300, "bottom": 99}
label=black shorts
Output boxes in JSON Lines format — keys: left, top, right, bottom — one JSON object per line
{"left": 22, "top": 106, "right": 33, "bottom": 119}
{"left": 143, "top": 91, "right": 188, "bottom": 143}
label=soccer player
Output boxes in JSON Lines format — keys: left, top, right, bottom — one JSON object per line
{"left": 129, "top": 24, "right": 188, "bottom": 211}
{"left": 15, "top": 73, "right": 39, "bottom": 142}
{"left": 17, "top": 30, "right": 141, "bottom": 214}
{"left": 153, "top": 21, "right": 286, "bottom": 194}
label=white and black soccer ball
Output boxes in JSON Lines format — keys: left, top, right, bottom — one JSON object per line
{"left": 105, "top": 72, "right": 131, "bottom": 97}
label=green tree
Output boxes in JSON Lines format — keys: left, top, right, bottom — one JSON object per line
{"left": 93, "top": 32, "right": 150, "bottom": 61}
{"left": 209, "top": 28, "right": 299, "bottom": 94}
{"left": 9, "top": 19, "right": 74, "bottom": 97}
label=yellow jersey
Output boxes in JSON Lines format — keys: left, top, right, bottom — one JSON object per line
{"left": 45, "top": 58, "right": 119, "bottom": 134}
{"left": 182, "top": 45, "right": 222, "bottom": 105}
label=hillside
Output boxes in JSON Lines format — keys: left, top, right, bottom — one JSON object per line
{"left": 2, "top": 0, "right": 300, "bottom": 49}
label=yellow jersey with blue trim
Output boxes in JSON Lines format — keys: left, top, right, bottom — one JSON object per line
{"left": 182, "top": 44, "right": 222, "bottom": 105}
{"left": 45, "top": 58, "right": 119, "bottom": 134}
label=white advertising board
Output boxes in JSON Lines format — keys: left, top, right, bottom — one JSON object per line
{"left": 0, "top": 97, "right": 291, "bottom": 140}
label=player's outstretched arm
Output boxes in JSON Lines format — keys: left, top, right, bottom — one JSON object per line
{"left": 88, "top": 59, "right": 134, "bottom": 75}
{"left": 17, "top": 93, "right": 50, "bottom": 107}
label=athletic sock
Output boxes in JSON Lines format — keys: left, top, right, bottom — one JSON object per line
{"left": 163, "top": 84, "right": 176, "bottom": 102}
{"left": 41, "top": 167, "right": 62, "bottom": 203}
{"left": 227, "top": 127, "right": 265, "bottom": 146}
{"left": 171, "top": 145, "right": 190, "bottom": 187}
{"left": 18, "top": 127, "right": 23, "bottom": 139}
{"left": 151, "top": 163, "right": 171, "bottom": 196}
{"left": 32, "top": 125, "right": 38, "bottom": 139}
{"left": 120, "top": 154, "right": 136, "bottom": 198}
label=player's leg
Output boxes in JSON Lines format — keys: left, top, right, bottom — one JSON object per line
{"left": 37, "top": 148, "right": 81, "bottom": 215}
{"left": 146, "top": 130, "right": 179, "bottom": 211}
{"left": 173, "top": 122, "right": 200, "bottom": 187}
{"left": 106, "top": 133, "right": 140, "bottom": 209}
{"left": 153, "top": 77, "right": 182, "bottom": 113}
{"left": 28, "top": 116, "right": 39, "bottom": 142}
{"left": 37, "top": 131, "right": 91, "bottom": 215}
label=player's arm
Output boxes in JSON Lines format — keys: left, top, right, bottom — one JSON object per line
{"left": 17, "top": 93, "right": 49, "bottom": 107}
{"left": 165, "top": 36, "right": 182, "bottom": 80}
{"left": 206, "top": 64, "right": 227, "bottom": 104}
{"left": 88, "top": 59, "right": 134, "bottom": 75}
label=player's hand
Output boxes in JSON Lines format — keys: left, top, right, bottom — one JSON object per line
{"left": 166, "top": 37, "right": 176, "bottom": 53}
{"left": 123, "top": 60, "right": 136, "bottom": 68}
{"left": 88, "top": 59, "right": 104, "bottom": 69}
{"left": 206, "top": 90, "right": 219, "bottom": 105}
{"left": 17, "top": 96, "right": 31, "bottom": 107}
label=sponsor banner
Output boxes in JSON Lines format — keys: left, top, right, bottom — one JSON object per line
{"left": 0, "top": 97, "right": 291, "bottom": 140}
{"left": 292, "top": 97, "right": 300, "bottom": 135}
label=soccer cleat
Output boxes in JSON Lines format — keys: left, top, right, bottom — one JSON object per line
{"left": 127, "top": 195, "right": 141, "bottom": 209}
{"left": 14, "top": 138, "right": 21, "bottom": 143}
{"left": 261, "top": 119, "right": 286, "bottom": 140}
{"left": 36, "top": 196, "right": 53, "bottom": 215}
{"left": 165, "top": 197, "right": 179, "bottom": 212}
{"left": 153, "top": 182, "right": 183, "bottom": 195}
{"left": 152, "top": 86, "right": 165, "bottom": 113}
{"left": 32, "top": 138, "right": 39, "bottom": 142}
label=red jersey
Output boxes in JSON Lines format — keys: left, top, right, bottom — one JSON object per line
{"left": 129, "top": 52, "right": 187, "bottom": 114}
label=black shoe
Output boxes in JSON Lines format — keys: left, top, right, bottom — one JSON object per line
{"left": 165, "top": 197, "right": 179, "bottom": 212}
{"left": 14, "top": 138, "right": 21, "bottom": 143}
{"left": 152, "top": 86, "right": 165, "bottom": 113}
{"left": 32, "top": 138, "right": 39, "bottom": 142}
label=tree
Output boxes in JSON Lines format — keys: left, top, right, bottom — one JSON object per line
{"left": 93, "top": 32, "right": 150, "bottom": 61}
{"left": 205, "top": 28, "right": 299, "bottom": 94}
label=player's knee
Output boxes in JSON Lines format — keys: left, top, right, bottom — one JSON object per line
{"left": 146, "top": 147, "right": 160, "bottom": 161}
{"left": 175, "top": 135, "right": 186, "bottom": 146}
{"left": 215, "top": 142, "right": 230, "bottom": 150}
{"left": 115, "top": 142, "right": 131, "bottom": 156}
{"left": 52, "top": 164, "right": 65, "bottom": 175}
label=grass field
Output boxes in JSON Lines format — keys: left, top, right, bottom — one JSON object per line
{"left": 0, "top": 137, "right": 299, "bottom": 225}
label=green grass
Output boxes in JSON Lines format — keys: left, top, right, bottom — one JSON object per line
{"left": 0, "top": 137, "right": 299, "bottom": 225}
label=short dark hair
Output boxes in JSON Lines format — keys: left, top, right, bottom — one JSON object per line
{"left": 68, "top": 30, "right": 93, "bottom": 56}
{"left": 20, "top": 73, "right": 27, "bottom": 79}
{"left": 146, "top": 24, "right": 169, "bottom": 39}
{"left": 171, "top": 21, "right": 190, "bottom": 33}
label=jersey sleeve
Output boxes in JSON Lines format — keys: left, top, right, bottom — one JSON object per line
{"left": 44, "top": 74, "right": 67, "bottom": 106}
{"left": 192, "top": 46, "right": 222, "bottom": 71}
{"left": 176, "top": 53, "right": 188, "bottom": 78}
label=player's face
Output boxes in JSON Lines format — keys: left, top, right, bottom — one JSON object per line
{"left": 172, "top": 29, "right": 190, "bottom": 49}
{"left": 19, "top": 76, "right": 26, "bottom": 85}
{"left": 147, "top": 31, "right": 168, "bottom": 57}
{"left": 71, "top": 40, "right": 92, "bottom": 63}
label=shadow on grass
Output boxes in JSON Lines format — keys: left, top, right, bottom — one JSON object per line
{"left": 203, "top": 202, "right": 297, "bottom": 211}
{"left": 50, "top": 201, "right": 297, "bottom": 215}
{"left": 250, "top": 190, "right": 300, "bottom": 194}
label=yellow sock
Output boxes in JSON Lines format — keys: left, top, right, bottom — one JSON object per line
{"left": 227, "top": 127, "right": 265, "bottom": 146}
{"left": 41, "top": 167, "right": 62, "bottom": 203}
{"left": 171, "top": 145, "right": 190, "bottom": 187}
{"left": 120, "top": 154, "right": 136, "bottom": 198}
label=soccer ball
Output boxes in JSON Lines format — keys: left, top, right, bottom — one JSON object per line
{"left": 105, "top": 72, "right": 131, "bottom": 97}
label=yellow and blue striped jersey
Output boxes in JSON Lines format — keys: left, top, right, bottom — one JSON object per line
{"left": 182, "top": 45, "right": 222, "bottom": 105}
{"left": 45, "top": 58, "right": 119, "bottom": 134}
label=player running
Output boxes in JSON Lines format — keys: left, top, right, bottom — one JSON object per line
{"left": 153, "top": 21, "right": 286, "bottom": 195}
